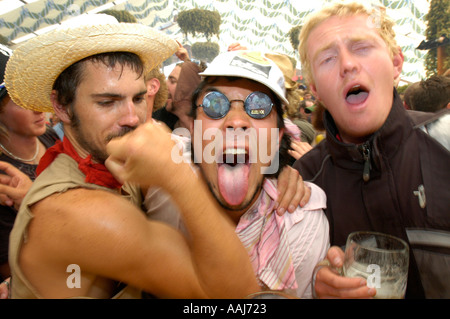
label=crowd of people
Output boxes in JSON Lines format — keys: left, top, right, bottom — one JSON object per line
{"left": 0, "top": 0, "right": 448, "bottom": 300}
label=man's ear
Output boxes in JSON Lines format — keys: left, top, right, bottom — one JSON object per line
{"left": 309, "top": 83, "right": 320, "bottom": 101}
{"left": 393, "top": 47, "right": 404, "bottom": 86}
{"left": 51, "top": 90, "right": 70, "bottom": 123}
{"left": 146, "top": 78, "right": 161, "bottom": 96}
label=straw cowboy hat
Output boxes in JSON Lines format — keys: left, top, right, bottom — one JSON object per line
{"left": 4, "top": 14, "right": 178, "bottom": 113}
{"left": 264, "top": 53, "right": 298, "bottom": 90}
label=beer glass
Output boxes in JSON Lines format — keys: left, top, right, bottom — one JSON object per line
{"left": 343, "top": 231, "right": 409, "bottom": 299}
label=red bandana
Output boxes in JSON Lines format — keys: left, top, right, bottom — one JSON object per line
{"left": 37, "top": 137, "right": 122, "bottom": 190}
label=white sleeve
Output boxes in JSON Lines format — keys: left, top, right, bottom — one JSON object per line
{"left": 285, "top": 182, "right": 330, "bottom": 298}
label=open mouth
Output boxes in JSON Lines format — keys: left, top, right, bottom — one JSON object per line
{"left": 221, "top": 148, "right": 250, "bottom": 166}
{"left": 346, "top": 84, "right": 369, "bottom": 105}
{"left": 217, "top": 147, "right": 250, "bottom": 207}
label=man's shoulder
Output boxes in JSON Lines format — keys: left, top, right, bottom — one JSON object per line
{"left": 277, "top": 179, "right": 328, "bottom": 235}
{"left": 407, "top": 108, "right": 450, "bottom": 127}
{"left": 293, "top": 141, "right": 329, "bottom": 179}
{"left": 33, "top": 187, "right": 125, "bottom": 215}
{"left": 28, "top": 187, "right": 140, "bottom": 245}
{"left": 266, "top": 178, "right": 327, "bottom": 218}
{"left": 25, "top": 154, "right": 132, "bottom": 222}
{"left": 408, "top": 109, "right": 450, "bottom": 152}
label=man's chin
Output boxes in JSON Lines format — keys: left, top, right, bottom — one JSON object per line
{"left": 218, "top": 199, "right": 249, "bottom": 212}
{"left": 216, "top": 187, "right": 261, "bottom": 214}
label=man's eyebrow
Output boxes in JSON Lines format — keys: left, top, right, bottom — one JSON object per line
{"left": 203, "top": 86, "right": 220, "bottom": 94}
{"left": 312, "top": 42, "right": 336, "bottom": 62}
{"left": 91, "top": 89, "right": 147, "bottom": 99}
{"left": 91, "top": 93, "right": 124, "bottom": 99}
{"left": 135, "top": 89, "right": 148, "bottom": 97}
{"left": 312, "top": 34, "right": 377, "bottom": 61}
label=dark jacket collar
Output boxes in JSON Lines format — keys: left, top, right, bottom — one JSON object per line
{"left": 324, "top": 89, "right": 413, "bottom": 171}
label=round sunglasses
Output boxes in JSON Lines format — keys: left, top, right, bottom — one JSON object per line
{"left": 198, "top": 91, "right": 273, "bottom": 119}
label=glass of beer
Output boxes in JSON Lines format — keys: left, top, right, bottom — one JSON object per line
{"left": 343, "top": 231, "right": 409, "bottom": 299}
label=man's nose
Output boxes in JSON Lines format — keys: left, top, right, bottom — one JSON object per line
{"left": 119, "top": 100, "right": 142, "bottom": 127}
{"left": 339, "top": 49, "right": 360, "bottom": 78}
{"left": 222, "top": 102, "right": 251, "bottom": 131}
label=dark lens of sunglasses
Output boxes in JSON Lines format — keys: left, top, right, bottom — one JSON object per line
{"left": 201, "top": 91, "right": 229, "bottom": 119}
{"left": 245, "top": 92, "right": 273, "bottom": 119}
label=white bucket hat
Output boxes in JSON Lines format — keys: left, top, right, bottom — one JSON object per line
{"left": 5, "top": 14, "right": 178, "bottom": 113}
{"left": 200, "top": 50, "right": 288, "bottom": 106}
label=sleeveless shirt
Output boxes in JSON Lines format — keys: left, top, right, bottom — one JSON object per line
{"left": 8, "top": 153, "right": 142, "bottom": 298}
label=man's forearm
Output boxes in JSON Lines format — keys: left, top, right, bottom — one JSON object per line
{"left": 164, "top": 166, "right": 259, "bottom": 298}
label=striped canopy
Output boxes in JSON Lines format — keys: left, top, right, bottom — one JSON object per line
{"left": 0, "top": 0, "right": 430, "bottom": 83}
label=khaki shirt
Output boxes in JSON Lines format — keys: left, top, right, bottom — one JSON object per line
{"left": 8, "top": 153, "right": 142, "bottom": 299}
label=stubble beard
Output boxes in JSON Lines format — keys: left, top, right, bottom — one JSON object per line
{"left": 70, "top": 112, "right": 136, "bottom": 163}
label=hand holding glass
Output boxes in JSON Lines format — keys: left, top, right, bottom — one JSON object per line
{"left": 343, "top": 231, "right": 409, "bottom": 299}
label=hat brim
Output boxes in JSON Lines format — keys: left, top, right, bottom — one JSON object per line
{"left": 5, "top": 23, "right": 178, "bottom": 113}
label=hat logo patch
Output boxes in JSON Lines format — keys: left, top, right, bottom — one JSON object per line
{"left": 230, "top": 55, "right": 272, "bottom": 79}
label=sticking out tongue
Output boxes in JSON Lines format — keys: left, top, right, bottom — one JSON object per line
{"left": 218, "top": 163, "right": 249, "bottom": 206}
{"left": 346, "top": 91, "right": 369, "bottom": 105}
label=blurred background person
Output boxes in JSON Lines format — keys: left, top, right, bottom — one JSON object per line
{"left": 153, "top": 43, "right": 193, "bottom": 130}
{"left": 0, "top": 44, "right": 59, "bottom": 284}
{"left": 402, "top": 75, "right": 450, "bottom": 151}
{"left": 299, "top": 98, "right": 314, "bottom": 123}
{"left": 145, "top": 65, "right": 169, "bottom": 116}
{"left": 404, "top": 75, "right": 449, "bottom": 113}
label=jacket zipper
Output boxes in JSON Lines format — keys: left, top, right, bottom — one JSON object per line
{"left": 360, "top": 143, "right": 371, "bottom": 182}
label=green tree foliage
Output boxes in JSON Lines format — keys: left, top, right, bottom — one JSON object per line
{"left": 424, "top": 0, "right": 450, "bottom": 76}
{"left": 101, "top": 9, "right": 138, "bottom": 23}
{"left": 192, "top": 42, "right": 220, "bottom": 62}
{"left": 288, "top": 55, "right": 297, "bottom": 69}
{"left": 177, "top": 9, "right": 221, "bottom": 41}
{"left": 288, "top": 25, "right": 302, "bottom": 51}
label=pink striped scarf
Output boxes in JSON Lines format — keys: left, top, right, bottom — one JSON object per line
{"left": 283, "top": 118, "right": 301, "bottom": 141}
{"left": 235, "top": 179, "right": 297, "bottom": 290}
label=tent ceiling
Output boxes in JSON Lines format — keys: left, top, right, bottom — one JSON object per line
{"left": 0, "top": 0, "right": 430, "bottom": 83}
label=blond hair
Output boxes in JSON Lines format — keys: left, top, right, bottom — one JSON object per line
{"left": 298, "top": 1, "right": 399, "bottom": 86}
{"left": 285, "top": 88, "right": 304, "bottom": 119}
{"left": 145, "top": 66, "right": 168, "bottom": 111}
